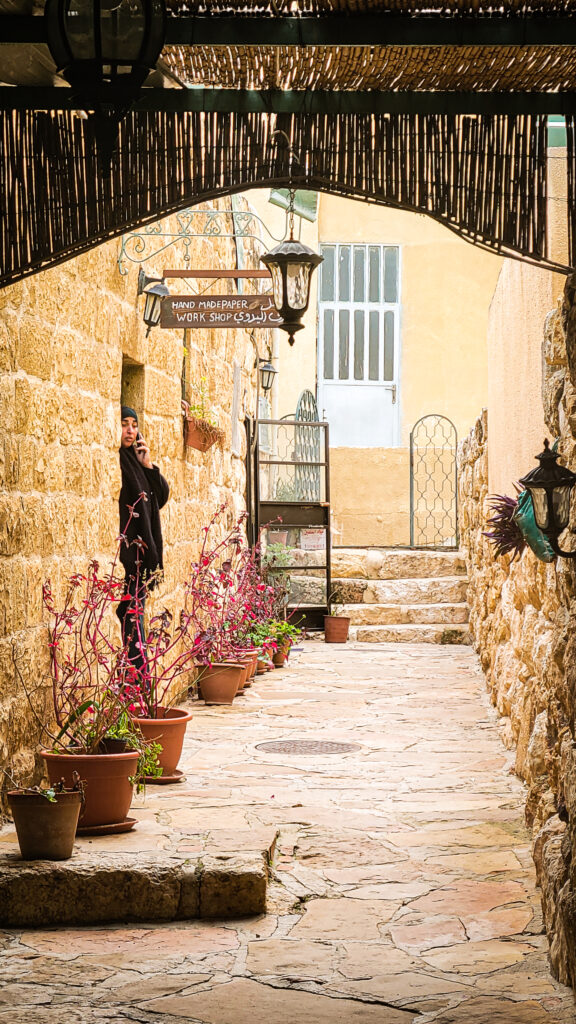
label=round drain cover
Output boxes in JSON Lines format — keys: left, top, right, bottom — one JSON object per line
{"left": 255, "top": 740, "right": 361, "bottom": 755}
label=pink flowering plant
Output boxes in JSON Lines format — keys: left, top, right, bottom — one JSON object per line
{"left": 183, "top": 505, "right": 282, "bottom": 666}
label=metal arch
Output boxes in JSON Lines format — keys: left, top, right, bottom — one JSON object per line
{"left": 295, "top": 389, "right": 319, "bottom": 423}
{"left": 410, "top": 414, "right": 458, "bottom": 549}
{"left": 295, "top": 390, "right": 321, "bottom": 501}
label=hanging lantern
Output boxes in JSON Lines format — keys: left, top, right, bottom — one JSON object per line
{"left": 261, "top": 239, "right": 323, "bottom": 346}
{"left": 44, "top": 0, "right": 166, "bottom": 98}
{"left": 519, "top": 438, "right": 576, "bottom": 537}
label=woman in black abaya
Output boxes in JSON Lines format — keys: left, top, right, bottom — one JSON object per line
{"left": 118, "top": 406, "right": 170, "bottom": 672}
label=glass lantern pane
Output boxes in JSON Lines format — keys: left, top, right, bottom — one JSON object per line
{"left": 101, "top": 0, "right": 145, "bottom": 61}
{"left": 286, "top": 264, "right": 309, "bottom": 310}
{"left": 269, "top": 264, "right": 284, "bottom": 309}
{"left": 65, "top": 0, "right": 95, "bottom": 59}
{"left": 552, "top": 485, "right": 572, "bottom": 530}
{"left": 530, "top": 488, "right": 549, "bottom": 530}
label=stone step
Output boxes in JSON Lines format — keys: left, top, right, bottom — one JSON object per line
{"left": 342, "top": 602, "right": 469, "bottom": 626}
{"left": 333, "top": 576, "right": 469, "bottom": 606}
{"left": 350, "top": 623, "right": 471, "bottom": 644}
{"left": 332, "top": 547, "right": 467, "bottom": 580}
{"left": 0, "top": 846, "right": 274, "bottom": 927}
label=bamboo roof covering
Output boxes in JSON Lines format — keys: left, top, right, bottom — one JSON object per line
{"left": 163, "top": 44, "right": 576, "bottom": 92}
{"left": 2, "top": 0, "right": 576, "bottom": 285}
{"left": 163, "top": 0, "right": 576, "bottom": 12}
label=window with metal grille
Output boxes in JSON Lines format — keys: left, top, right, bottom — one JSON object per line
{"left": 319, "top": 244, "right": 400, "bottom": 384}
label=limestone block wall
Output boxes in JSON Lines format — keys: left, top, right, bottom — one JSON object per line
{"left": 0, "top": 197, "right": 268, "bottom": 785}
{"left": 458, "top": 292, "right": 576, "bottom": 985}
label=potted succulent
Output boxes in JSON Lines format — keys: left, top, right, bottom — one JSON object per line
{"left": 4, "top": 770, "right": 84, "bottom": 860}
{"left": 182, "top": 379, "right": 225, "bottom": 453}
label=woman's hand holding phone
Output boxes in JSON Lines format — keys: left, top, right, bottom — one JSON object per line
{"left": 134, "top": 432, "right": 153, "bottom": 469}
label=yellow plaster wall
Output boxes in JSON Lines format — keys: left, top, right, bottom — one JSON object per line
{"left": 0, "top": 198, "right": 266, "bottom": 780}
{"left": 318, "top": 195, "right": 502, "bottom": 547}
{"left": 487, "top": 150, "right": 569, "bottom": 497}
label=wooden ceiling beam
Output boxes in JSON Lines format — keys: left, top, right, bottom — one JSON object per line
{"left": 0, "top": 86, "right": 574, "bottom": 115}
{"left": 3, "top": 13, "right": 576, "bottom": 47}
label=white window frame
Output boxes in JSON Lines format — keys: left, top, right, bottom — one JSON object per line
{"left": 317, "top": 243, "right": 402, "bottom": 446}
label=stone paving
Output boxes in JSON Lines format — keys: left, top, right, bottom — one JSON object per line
{"left": 1, "top": 640, "right": 575, "bottom": 1023}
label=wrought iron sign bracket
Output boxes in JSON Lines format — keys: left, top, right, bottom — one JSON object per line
{"left": 118, "top": 207, "right": 289, "bottom": 276}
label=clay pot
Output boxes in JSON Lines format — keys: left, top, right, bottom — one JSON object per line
{"left": 268, "top": 530, "right": 288, "bottom": 545}
{"left": 324, "top": 615, "right": 351, "bottom": 643}
{"left": 197, "top": 663, "right": 244, "bottom": 704}
{"left": 185, "top": 417, "right": 220, "bottom": 452}
{"left": 132, "top": 707, "right": 194, "bottom": 777}
{"left": 42, "top": 750, "right": 139, "bottom": 829}
{"left": 272, "top": 641, "right": 291, "bottom": 668}
{"left": 256, "top": 659, "right": 268, "bottom": 675}
{"left": 8, "top": 790, "right": 82, "bottom": 860}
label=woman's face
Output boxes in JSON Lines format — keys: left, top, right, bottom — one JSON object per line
{"left": 121, "top": 416, "right": 138, "bottom": 448}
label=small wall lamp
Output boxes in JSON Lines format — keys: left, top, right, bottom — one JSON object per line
{"left": 137, "top": 268, "right": 169, "bottom": 335}
{"left": 520, "top": 438, "right": 576, "bottom": 559}
{"left": 259, "top": 360, "right": 277, "bottom": 394}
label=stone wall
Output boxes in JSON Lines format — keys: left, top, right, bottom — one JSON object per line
{"left": 0, "top": 197, "right": 269, "bottom": 786}
{"left": 458, "top": 288, "right": 576, "bottom": 985}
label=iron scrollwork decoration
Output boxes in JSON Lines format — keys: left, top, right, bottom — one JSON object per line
{"left": 410, "top": 414, "right": 458, "bottom": 549}
{"left": 118, "top": 206, "right": 290, "bottom": 275}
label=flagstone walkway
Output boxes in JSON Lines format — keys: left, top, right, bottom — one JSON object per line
{"left": 1, "top": 641, "right": 575, "bottom": 1023}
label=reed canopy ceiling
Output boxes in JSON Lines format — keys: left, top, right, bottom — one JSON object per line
{"left": 2, "top": 0, "right": 576, "bottom": 286}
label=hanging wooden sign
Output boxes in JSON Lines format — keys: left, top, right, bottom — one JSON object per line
{"left": 161, "top": 294, "right": 283, "bottom": 329}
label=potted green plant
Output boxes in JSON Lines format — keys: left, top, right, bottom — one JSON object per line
{"left": 265, "top": 619, "right": 303, "bottom": 666}
{"left": 182, "top": 379, "right": 225, "bottom": 453}
{"left": 3, "top": 767, "right": 85, "bottom": 860}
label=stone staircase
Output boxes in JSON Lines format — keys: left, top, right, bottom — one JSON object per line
{"left": 331, "top": 548, "right": 470, "bottom": 644}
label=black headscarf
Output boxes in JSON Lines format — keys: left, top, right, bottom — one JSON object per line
{"left": 119, "top": 441, "right": 169, "bottom": 587}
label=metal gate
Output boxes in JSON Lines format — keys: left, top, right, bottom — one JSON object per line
{"left": 248, "top": 406, "right": 331, "bottom": 630}
{"left": 410, "top": 414, "right": 458, "bottom": 549}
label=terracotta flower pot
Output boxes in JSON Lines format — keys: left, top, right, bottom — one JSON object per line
{"left": 132, "top": 707, "right": 194, "bottom": 777}
{"left": 324, "top": 615, "right": 351, "bottom": 643}
{"left": 42, "top": 750, "right": 139, "bottom": 829}
{"left": 8, "top": 790, "right": 82, "bottom": 860}
{"left": 185, "top": 417, "right": 222, "bottom": 452}
{"left": 197, "top": 663, "right": 244, "bottom": 704}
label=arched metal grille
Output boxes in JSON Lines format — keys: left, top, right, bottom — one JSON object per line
{"left": 295, "top": 389, "right": 321, "bottom": 501}
{"left": 410, "top": 414, "right": 458, "bottom": 549}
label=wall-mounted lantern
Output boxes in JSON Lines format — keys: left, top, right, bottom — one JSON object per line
{"left": 258, "top": 360, "right": 277, "bottom": 394}
{"left": 137, "top": 268, "right": 169, "bottom": 335}
{"left": 520, "top": 438, "right": 576, "bottom": 558}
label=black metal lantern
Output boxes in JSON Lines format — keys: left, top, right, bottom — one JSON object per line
{"left": 137, "top": 268, "right": 169, "bottom": 335}
{"left": 519, "top": 438, "right": 576, "bottom": 556}
{"left": 259, "top": 360, "right": 277, "bottom": 394}
{"left": 261, "top": 239, "right": 323, "bottom": 346}
{"left": 44, "top": 0, "right": 166, "bottom": 98}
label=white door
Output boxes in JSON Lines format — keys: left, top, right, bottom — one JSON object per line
{"left": 318, "top": 243, "right": 400, "bottom": 447}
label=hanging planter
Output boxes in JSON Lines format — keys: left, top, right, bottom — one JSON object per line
{"left": 185, "top": 415, "right": 225, "bottom": 453}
